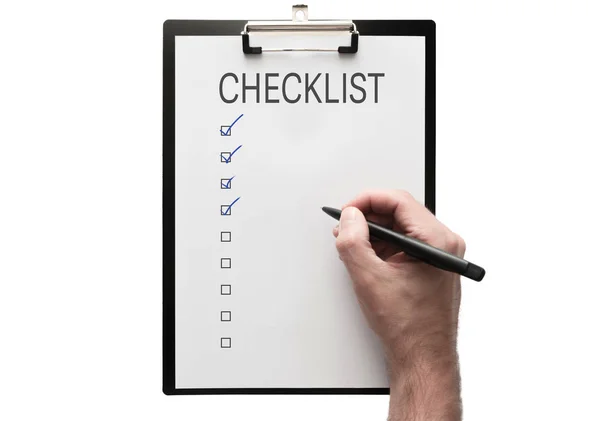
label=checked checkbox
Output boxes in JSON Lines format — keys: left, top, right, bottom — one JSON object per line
{"left": 221, "top": 197, "right": 240, "bottom": 216}
{"left": 220, "top": 125, "right": 231, "bottom": 136}
{"left": 221, "top": 176, "right": 235, "bottom": 189}
{"left": 219, "top": 114, "right": 243, "bottom": 136}
{"left": 220, "top": 145, "right": 242, "bottom": 164}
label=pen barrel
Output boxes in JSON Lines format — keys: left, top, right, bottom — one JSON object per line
{"left": 367, "top": 221, "right": 477, "bottom": 279}
{"left": 321, "top": 207, "right": 485, "bottom": 281}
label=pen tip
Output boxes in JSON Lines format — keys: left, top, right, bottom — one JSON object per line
{"left": 322, "top": 207, "right": 341, "bottom": 220}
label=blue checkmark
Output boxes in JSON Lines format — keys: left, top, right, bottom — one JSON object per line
{"left": 220, "top": 145, "right": 242, "bottom": 164}
{"left": 221, "top": 176, "right": 235, "bottom": 189}
{"left": 221, "top": 197, "right": 241, "bottom": 216}
{"left": 220, "top": 114, "right": 244, "bottom": 136}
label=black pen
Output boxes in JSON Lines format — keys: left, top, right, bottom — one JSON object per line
{"left": 322, "top": 207, "right": 485, "bottom": 282}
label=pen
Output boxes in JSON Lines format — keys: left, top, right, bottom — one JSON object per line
{"left": 322, "top": 207, "right": 485, "bottom": 282}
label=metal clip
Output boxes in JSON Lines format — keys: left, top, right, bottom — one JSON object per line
{"left": 241, "top": 5, "right": 359, "bottom": 54}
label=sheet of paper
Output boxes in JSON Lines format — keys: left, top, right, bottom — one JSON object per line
{"left": 175, "top": 35, "right": 426, "bottom": 389}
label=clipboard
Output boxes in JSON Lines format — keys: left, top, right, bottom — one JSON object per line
{"left": 163, "top": 6, "right": 436, "bottom": 395}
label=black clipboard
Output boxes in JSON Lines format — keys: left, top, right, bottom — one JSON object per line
{"left": 163, "top": 15, "right": 436, "bottom": 396}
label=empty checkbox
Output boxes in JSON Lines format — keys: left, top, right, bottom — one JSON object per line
{"left": 221, "top": 258, "right": 231, "bottom": 269}
{"left": 220, "top": 231, "right": 231, "bottom": 242}
{"left": 221, "top": 311, "right": 231, "bottom": 322}
{"left": 221, "top": 337, "right": 231, "bottom": 348}
{"left": 221, "top": 285, "right": 231, "bottom": 295}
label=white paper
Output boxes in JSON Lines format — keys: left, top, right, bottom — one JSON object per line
{"left": 175, "top": 35, "right": 426, "bottom": 389}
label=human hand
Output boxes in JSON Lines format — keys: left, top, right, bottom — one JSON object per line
{"left": 333, "top": 190, "right": 463, "bottom": 421}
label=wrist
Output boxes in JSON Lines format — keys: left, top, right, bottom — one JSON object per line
{"left": 386, "top": 325, "right": 458, "bottom": 377}
{"left": 387, "top": 338, "right": 461, "bottom": 421}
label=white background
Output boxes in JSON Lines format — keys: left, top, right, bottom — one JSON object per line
{"left": 0, "top": 0, "right": 599, "bottom": 420}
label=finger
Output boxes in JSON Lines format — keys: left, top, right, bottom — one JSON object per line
{"left": 446, "top": 231, "right": 467, "bottom": 257}
{"left": 385, "top": 251, "right": 413, "bottom": 265}
{"left": 361, "top": 212, "right": 394, "bottom": 229}
{"left": 344, "top": 190, "right": 451, "bottom": 249}
{"left": 335, "top": 207, "right": 383, "bottom": 281}
{"left": 338, "top": 218, "right": 395, "bottom": 257}
{"left": 344, "top": 189, "right": 433, "bottom": 226}
{"left": 373, "top": 242, "right": 404, "bottom": 261}
{"left": 371, "top": 240, "right": 387, "bottom": 257}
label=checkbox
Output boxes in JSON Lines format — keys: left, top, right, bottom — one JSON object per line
{"left": 221, "top": 258, "right": 231, "bottom": 269}
{"left": 221, "top": 178, "right": 233, "bottom": 189}
{"left": 221, "top": 205, "right": 231, "bottom": 216}
{"left": 221, "top": 285, "right": 231, "bottom": 295}
{"left": 221, "top": 311, "right": 231, "bottom": 322}
{"left": 220, "top": 146, "right": 242, "bottom": 164}
{"left": 220, "top": 125, "right": 231, "bottom": 136}
{"left": 221, "top": 231, "right": 231, "bottom": 242}
{"left": 221, "top": 197, "right": 240, "bottom": 216}
{"left": 221, "top": 337, "right": 231, "bottom": 348}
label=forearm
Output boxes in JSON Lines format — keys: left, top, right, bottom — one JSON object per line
{"left": 387, "top": 344, "right": 462, "bottom": 421}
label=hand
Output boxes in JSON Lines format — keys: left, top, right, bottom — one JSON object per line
{"left": 333, "top": 190, "right": 464, "bottom": 421}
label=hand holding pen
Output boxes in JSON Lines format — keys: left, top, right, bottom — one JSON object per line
{"left": 328, "top": 190, "right": 468, "bottom": 420}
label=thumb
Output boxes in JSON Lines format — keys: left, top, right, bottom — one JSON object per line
{"left": 335, "top": 207, "right": 380, "bottom": 276}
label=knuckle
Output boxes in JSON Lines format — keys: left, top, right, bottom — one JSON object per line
{"left": 445, "top": 233, "right": 466, "bottom": 254}
{"left": 410, "top": 226, "right": 440, "bottom": 247}
{"left": 445, "top": 234, "right": 459, "bottom": 252}
{"left": 395, "top": 189, "right": 414, "bottom": 203}
{"left": 457, "top": 235, "right": 466, "bottom": 253}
